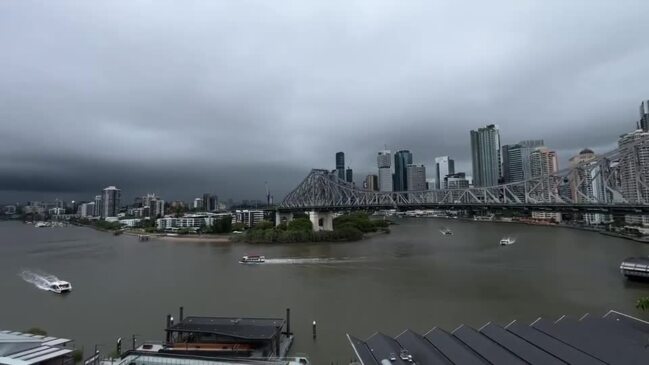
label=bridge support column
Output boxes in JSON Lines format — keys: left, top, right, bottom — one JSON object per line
{"left": 275, "top": 212, "right": 294, "bottom": 226}
{"left": 308, "top": 211, "right": 334, "bottom": 231}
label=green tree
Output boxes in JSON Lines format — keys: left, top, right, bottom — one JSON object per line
{"left": 637, "top": 297, "right": 649, "bottom": 311}
{"left": 287, "top": 218, "right": 313, "bottom": 232}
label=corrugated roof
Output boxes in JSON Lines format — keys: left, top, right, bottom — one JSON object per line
{"left": 348, "top": 310, "right": 649, "bottom": 365}
{"left": 0, "top": 330, "right": 72, "bottom": 365}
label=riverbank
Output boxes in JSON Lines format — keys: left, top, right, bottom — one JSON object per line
{"left": 154, "top": 234, "right": 232, "bottom": 243}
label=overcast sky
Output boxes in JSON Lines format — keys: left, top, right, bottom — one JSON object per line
{"left": 1, "top": 1, "right": 648, "bottom": 204}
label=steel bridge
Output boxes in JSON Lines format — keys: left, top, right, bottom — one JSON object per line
{"left": 279, "top": 140, "right": 649, "bottom": 215}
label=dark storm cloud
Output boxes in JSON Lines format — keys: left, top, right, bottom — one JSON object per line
{"left": 1, "top": 1, "right": 648, "bottom": 202}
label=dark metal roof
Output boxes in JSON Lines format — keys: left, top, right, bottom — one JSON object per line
{"left": 167, "top": 317, "right": 285, "bottom": 340}
{"left": 348, "top": 310, "right": 649, "bottom": 365}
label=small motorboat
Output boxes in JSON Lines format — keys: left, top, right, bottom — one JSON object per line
{"left": 48, "top": 280, "right": 72, "bottom": 294}
{"left": 500, "top": 237, "right": 515, "bottom": 246}
{"left": 439, "top": 227, "right": 453, "bottom": 235}
{"left": 240, "top": 255, "right": 266, "bottom": 264}
{"left": 35, "top": 222, "right": 49, "bottom": 228}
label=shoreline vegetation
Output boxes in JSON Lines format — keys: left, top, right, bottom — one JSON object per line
{"left": 231, "top": 212, "right": 391, "bottom": 244}
{"left": 39, "top": 213, "right": 649, "bottom": 244}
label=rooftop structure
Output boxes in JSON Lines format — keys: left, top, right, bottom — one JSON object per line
{"left": 348, "top": 310, "right": 649, "bottom": 364}
{"left": 0, "top": 330, "right": 73, "bottom": 365}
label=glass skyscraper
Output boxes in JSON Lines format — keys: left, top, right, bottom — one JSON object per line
{"left": 393, "top": 150, "right": 413, "bottom": 191}
{"left": 335, "top": 152, "right": 345, "bottom": 180}
{"left": 470, "top": 124, "right": 501, "bottom": 187}
{"left": 377, "top": 150, "right": 393, "bottom": 192}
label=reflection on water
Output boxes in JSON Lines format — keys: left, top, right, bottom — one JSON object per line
{"left": 1, "top": 219, "right": 648, "bottom": 364}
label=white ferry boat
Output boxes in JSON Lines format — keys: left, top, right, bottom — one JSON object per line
{"left": 35, "top": 221, "right": 49, "bottom": 228}
{"left": 48, "top": 280, "right": 72, "bottom": 294}
{"left": 499, "top": 237, "right": 515, "bottom": 246}
{"left": 240, "top": 255, "right": 266, "bottom": 264}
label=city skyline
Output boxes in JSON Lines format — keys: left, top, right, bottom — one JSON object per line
{"left": 1, "top": 2, "right": 649, "bottom": 203}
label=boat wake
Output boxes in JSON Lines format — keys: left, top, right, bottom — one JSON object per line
{"left": 20, "top": 270, "right": 62, "bottom": 291}
{"left": 264, "top": 257, "right": 367, "bottom": 265}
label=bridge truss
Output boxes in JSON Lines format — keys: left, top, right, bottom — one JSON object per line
{"left": 280, "top": 141, "right": 649, "bottom": 214}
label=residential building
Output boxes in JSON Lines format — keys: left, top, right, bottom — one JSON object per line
{"left": 470, "top": 124, "right": 501, "bottom": 187}
{"left": 377, "top": 150, "right": 393, "bottom": 192}
{"left": 393, "top": 150, "right": 413, "bottom": 191}
{"left": 336, "top": 152, "right": 345, "bottom": 180}
{"left": 234, "top": 210, "right": 264, "bottom": 227}
{"left": 202, "top": 193, "right": 218, "bottom": 212}
{"left": 345, "top": 168, "right": 353, "bottom": 184}
{"left": 434, "top": 156, "right": 455, "bottom": 189}
{"left": 102, "top": 186, "right": 121, "bottom": 218}
{"left": 94, "top": 195, "right": 102, "bottom": 217}
{"left": 364, "top": 174, "right": 378, "bottom": 191}
{"left": 406, "top": 164, "right": 427, "bottom": 191}
{"left": 3, "top": 205, "right": 16, "bottom": 215}
{"left": 618, "top": 129, "right": 649, "bottom": 225}
{"left": 568, "top": 148, "right": 612, "bottom": 224}
{"left": 79, "top": 202, "right": 95, "bottom": 218}
{"left": 445, "top": 172, "right": 469, "bottom": 189}
{"left": 530, "top": 147, "right": 558, "bottom": 179}
{"left": 193, "top": 198, "right": 203, "bottom": 210}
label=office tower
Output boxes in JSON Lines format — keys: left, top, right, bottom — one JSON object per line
{"left": 193, "top": 198, "right": 203, "bottom": 209}
{"left": 502, "top": 141, "right": 546, "bottom": 183}
{"left": 101, "top": 186, "right": 121, "bottom": 218}
{"left": 202, "top": 193, "right": 218, "bottom": 212}
{"left": 336, "top": 152, "right": 345, "bottom": 180}
{"left": 393, "top": 150, "right": 413, "bottom": 191}
{"left": 445, "top": 172, "right": 470, "bottom": 189}
{"left": 640, "top": 100, "right": 649, "bottom": 132}
{"left": 406, "top": 164, "right": 427, "bottom": 191}
{"left": 434, "top": 156, "right": 455, "bottom": 189}
{"left": 346, "top": 168, "right": 353, "bottom": 183}
{"left": 377, "top": 150, "right": 393, "bottom": 192}
{"left": 470, "top": 124, "right": 501, "bottom": 187}
{"left": 365, "top": 175, "right": 379, "bottom": 191}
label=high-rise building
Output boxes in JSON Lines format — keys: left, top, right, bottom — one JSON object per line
{"left": 434, "top": 156, "right": 455, "bottom": 189}
{"left": 193, "top": 198, "right": 203, "bottom": 209}
{"left": 102, "top": 186, "right": 121, "bottom": 218}
{"left": 505, "top": 140, "right": 544, "bottom": 182}
{"left": 94, "top": 195, "right": 103, "bottom": 217}
{"left": 618, "top": 129, "right": 649, "bottom": 203}
{"left": 640, "top": 100, "right": 649, "bottom": 132}
{"left": 393, "top": 150, "right": 413, "bottom": 191}
{"left": 568, "top": 148, "right": 611, "bottom": 225}
{"left": 335, "top": 152, "right": 345, "bottom": 180}
{"left": 79, "top": 202, "right": 95, "bottom": 218}
{"left": 202, "top": 193, "right": 218, "bottom": 212}
{"left": 346, "top": 168, "right": 353, "bottom": 184}
{"left": 445, "top": 172, "right": 470, "bottom": 189}
{"left": 364, "top": 175, "right": 379, "bottom": 191}
{"left": 470, "top": 124, "right": 501, "bottom": 187}
{"left": 530, "top": 147, "right": 558, "bottom": 179}
{"left": 406, "top": 164, "right": 427, "bottom": 191}
{"left": 377, "top": 150, "right": 393, "bottom": 192}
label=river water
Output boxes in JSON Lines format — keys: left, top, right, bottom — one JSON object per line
{"left": 1, "top": 219, "right": 648, "bottom": 364}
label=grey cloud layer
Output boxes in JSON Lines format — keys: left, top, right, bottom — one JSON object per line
{"left": 1, "top": 1, "right": 648, "bottom": 202}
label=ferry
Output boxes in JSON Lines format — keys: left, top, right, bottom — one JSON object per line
{"left": 48, "top": 280, "right": 72, "bottom": 294}
{"left": 439, "top": 227, "right": 453, "bottom": 235}
{"left": 499, "top": 237, "right": 515, "bottom": 246}
{"left": 240, "top": 255, "right": 266, "bottom": 264}
{"left": 35, "top": 222, "right": 49, "bottom": 228}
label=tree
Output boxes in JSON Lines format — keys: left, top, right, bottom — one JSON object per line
{"left": 25, "top": 327, "right": 47, "bottom": 336}
{"left": 637, "top": 297, "right": 649, "bottom": 311}
{"left": 287, "top": 218, "right": 313, "bottom": 232}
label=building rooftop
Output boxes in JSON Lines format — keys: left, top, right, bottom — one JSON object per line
{"left": 167, "top": 317, "right": 285, "bottom": 340}
{"left": 348, "top": 310, "right": 649, "bottom": 365}
{"left": 0, "top": 330, "right": 72, "bottom": 365}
